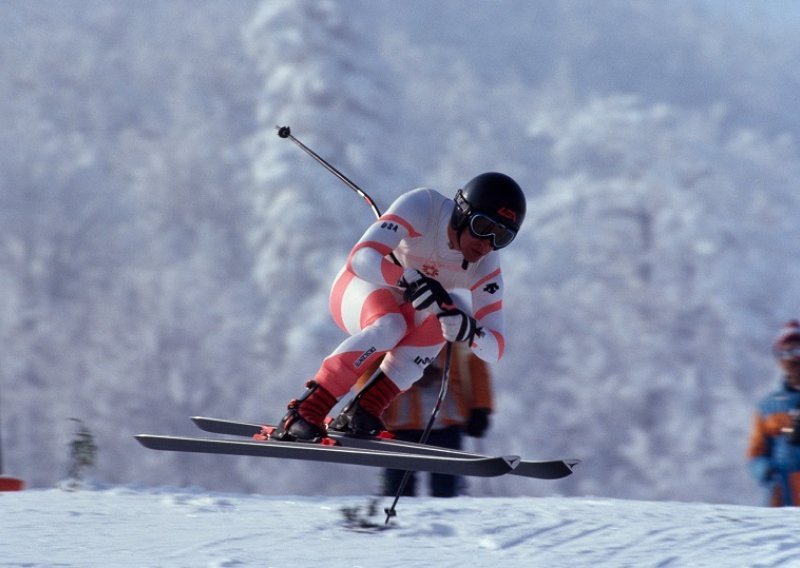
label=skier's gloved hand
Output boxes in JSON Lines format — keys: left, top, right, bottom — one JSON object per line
{"left": 399, "top": 269, "right": 452, "bottom": 311}
{"left": 437, "top": 308, "right": 479, "bottom": 343}
{"left": 465, "top": 408, "right": 491, "bottom": 437}
{"left": 398, "top": 268, "right": 425, "bottom": 289}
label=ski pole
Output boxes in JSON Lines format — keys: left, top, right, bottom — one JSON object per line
{"left": 276, "top": 125, "right": 383, "bottom": 218}
{"left": 276, "top": 125, "right": 400, "bottom": 267}
{"left": 384, "top": 341, "right": 453, "bottom": 524}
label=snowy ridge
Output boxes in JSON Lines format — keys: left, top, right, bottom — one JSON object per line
{"left": 3, "top": 487, "right": 799, "bottom": 567}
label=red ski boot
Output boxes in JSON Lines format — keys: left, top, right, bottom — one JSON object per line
{"left": 328, "top": 372, "right": 401, "bottom": 437}
{"left": 271, "top": 380, "right": 337, "bottom": 443}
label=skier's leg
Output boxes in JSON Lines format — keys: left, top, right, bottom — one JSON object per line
{"left": 379, "top": 312, "right": 446, "bottom": 391}
{"left": 327, "top": 367, "right": 402, "bottom": 436}
{"left": 273, "top": 272, "right": 408, "bottom": 441}
{"left": 314, "top": 307, "right": 407, "bottom": 397}
{"left": 330, "top": 312, "right": 446, "bottom": 436}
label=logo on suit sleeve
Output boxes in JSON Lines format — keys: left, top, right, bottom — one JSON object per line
{"left": 483, "top": 282, "right": 499, "bottom": 294}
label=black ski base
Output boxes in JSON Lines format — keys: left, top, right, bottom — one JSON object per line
{"left": 135, "top": 434, "right": 519, "bottom": 477}
{"left": 187, "top": 416, "right": 579, "bottom": 480}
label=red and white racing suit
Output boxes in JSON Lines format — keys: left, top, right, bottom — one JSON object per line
{"left": 314, "top": 188, "right": 506, "bottom": 398}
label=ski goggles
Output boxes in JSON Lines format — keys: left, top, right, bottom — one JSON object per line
{"left": 776, "top": 347, "right": 800, "bottom": 360}
{"left": 468, "top": 213, "right": 517, "bottom": 249}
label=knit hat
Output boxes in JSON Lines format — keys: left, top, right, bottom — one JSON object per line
{"left": 773, "top": 320, "right": 800, "bottom": 355}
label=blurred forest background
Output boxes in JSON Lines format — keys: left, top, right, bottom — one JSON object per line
{"left": 2, "top": 0, "right": 800, "bottom": 504}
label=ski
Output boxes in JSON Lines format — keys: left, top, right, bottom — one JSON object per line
{"left": 190, "top": 416, "right": 578, "bottom": 480}
{"left": 135, "top": 434, "right": 519, "bottom": 478}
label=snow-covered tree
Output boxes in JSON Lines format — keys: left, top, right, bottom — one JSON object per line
{"left": 0, "top": 1, "right": 262, "bottom": 487}
{"left": 495, "top": 94, "right": 800, "bottom": 501}
{"left": 243, "top": 0, "right": 404, "bottom": 393}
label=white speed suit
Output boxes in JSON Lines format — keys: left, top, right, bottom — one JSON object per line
{"left": 315, "top": 188, "right": 506, "bottom": 398}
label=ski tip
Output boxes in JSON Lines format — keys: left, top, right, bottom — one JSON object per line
{"left": 133, "top": 434, "right": 151, "bottom": 448}
{"left": 134, "top": 434, "right": 168, "bottom": 450}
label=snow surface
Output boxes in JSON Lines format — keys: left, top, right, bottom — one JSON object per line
{"left": 2, "top": 485, "right": 800, "bottom": 567}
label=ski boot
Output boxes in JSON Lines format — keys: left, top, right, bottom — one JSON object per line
{"left": 328, "top": 372, "right": 401, "bottom": 437}
{"left": 271, "top": 380, "right": 337, "bottom": 443}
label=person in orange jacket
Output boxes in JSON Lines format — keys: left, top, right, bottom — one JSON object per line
{"left": 356, "top": 342, "right": 494, "bottom": 497}
{"left": 747, "top": 320, "right": 800, "bottom": 506}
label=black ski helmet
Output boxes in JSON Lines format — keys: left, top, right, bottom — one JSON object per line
{"left": 450, "top": 172, "right": 526, "bottom": 243}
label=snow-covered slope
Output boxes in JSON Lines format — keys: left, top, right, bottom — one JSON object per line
{"left": 3, "top": 486, "right": 799, "bottom": 567}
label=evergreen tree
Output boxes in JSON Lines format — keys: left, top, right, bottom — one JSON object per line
{"left": 66, "top": 418, "right": 97, "bottom": 486}
{"left": 243, "top": 0, "right": 402, "bottom": 381}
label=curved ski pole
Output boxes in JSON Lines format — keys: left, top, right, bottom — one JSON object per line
{"left": 276, "top": 124, "right": 401, "bottom": 267}
{"left": 384, "top": 341, "right": 453, "bottom": 524}
{"left": 276, "top": 125, "right": 383, "bottom": 219}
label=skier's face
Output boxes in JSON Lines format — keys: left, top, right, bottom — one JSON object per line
{"left": 456, "top": 226, "right": 495, "bottom": 262}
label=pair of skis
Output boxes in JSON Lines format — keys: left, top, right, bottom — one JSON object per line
{"left": 136, "top": 417, "right": 579, "bottom": 480}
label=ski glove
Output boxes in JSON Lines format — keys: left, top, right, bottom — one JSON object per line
{"left": 466, "top": 408, "right": 491, "bottom": 438}
{"left": 399, "top": 269, "right": 452, "bottom": 311}
{"left": 437, "top": 308, "right": 479, "bottom": 343}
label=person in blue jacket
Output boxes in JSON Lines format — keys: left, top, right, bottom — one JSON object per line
{"left": 747, "top": 320, "right": 800, "bottom": 506}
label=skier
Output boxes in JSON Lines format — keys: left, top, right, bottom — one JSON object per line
{"left": 747, "top": 320, "right": 800, "bottom": 506}
{"left": 271, "top": 172, "right": 525, "bottom": 443}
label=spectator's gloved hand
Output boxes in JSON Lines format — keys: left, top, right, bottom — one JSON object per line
{"left": 438, "top": 308, "right": 478, "bottom": 343}
{"left": 399, "top": 269, "right": 452, "bottom": 311}
{"left": 789, "top": 413, "right": 800, "bottom": 445}
{"left": 466, "top": 408, "right": 491, "bottom": 437}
